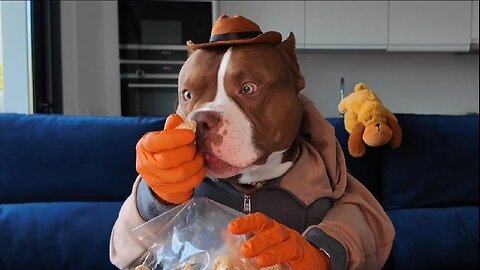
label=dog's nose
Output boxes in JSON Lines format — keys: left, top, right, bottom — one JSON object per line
{"left": 375, "top": 123, "right": 381, "bottom": 128}
{"left": 192, "top": 111, "right": 221, "bottom": 135}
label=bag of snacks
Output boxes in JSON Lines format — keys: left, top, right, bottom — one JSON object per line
{"left": 132, "top": 197, "right": 288, "bottom": 270}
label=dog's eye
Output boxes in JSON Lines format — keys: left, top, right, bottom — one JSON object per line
{"left": 182, "top": 89, "right": 192, "bottom": 101}
{"left": 240, "top": 83, "right": 257, "bottom": 95}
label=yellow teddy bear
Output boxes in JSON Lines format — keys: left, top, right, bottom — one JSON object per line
{"left": 338, "top": 82, "right": 402, "bottom": 157}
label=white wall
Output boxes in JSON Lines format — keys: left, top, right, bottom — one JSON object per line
{"left": 297, "top": 51, "right": 479, "bottom": 117}
{"left": 61, "top": 1, "right": 120, "bottom": 115}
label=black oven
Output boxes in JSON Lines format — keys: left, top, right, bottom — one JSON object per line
{"left": 118, "top": 1, "right": 213, "bottom": 116}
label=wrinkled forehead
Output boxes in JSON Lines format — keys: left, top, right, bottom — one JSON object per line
{"left": 179, "top": 48, "right": 226, "bottom": 85}
{"left": 179, "top": 44, "right": 287, "bottom": 83}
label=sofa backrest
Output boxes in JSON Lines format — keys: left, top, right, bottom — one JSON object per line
{"left": 0, "top": 113, "right": 166, "bottom": 204}
{"left": 328, "top": 117, "right": 384, "bottom": 201}
{"left": 1, "top": 112, "right": 478, "bottom": 269}
{"left": 381, "top": 114, "right": 479, "bottom": 210}
{"left": 328, "top": 114, "right": 479, "bottom": 210}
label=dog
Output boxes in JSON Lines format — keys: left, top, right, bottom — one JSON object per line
{"left": 110, "top": 15, "right": 395, "bottom": 270}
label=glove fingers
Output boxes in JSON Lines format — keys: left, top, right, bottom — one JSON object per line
{"left": 228, "top": 212, "right": 275, "bottom": 235}
{"left": 152, "top": 151, "right": 204, "bottom": 182}
{"left": 153, "top": 168, "right": 205, "bottom": 203}
{"left": 140, "top": 129, "right": 195, "bottom": 152}
{"left": 136, "top": 147, "right": 202, "bottom": 185}
{"left": 240, "top": 223, "right": 290, "bottom": 258}
{"left": 152, "top": 143, "right": 196, "bottom": 169}
{"left": 136, "top": 148, "right": 163, "bottom": 185}
{"left": 164, "top": 114, "right": 184, "bottom": 130}
{"left": 162, "top": 166, "right": 205, "bottom": 193}
{"left": 152, "top": 164, "right": 205, "bottom": 193}
{"left": 255, "top": 236, "right": 299, "bottom": 268}
{"left": 141, "top": 159, "right": 205, "bottom": 204}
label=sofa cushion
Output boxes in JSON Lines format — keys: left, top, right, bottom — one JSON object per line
{"left": 0, "top": 201, "right": 122, "bottom": 270}
{"left": 328, "top": 117, "right": 383, "bottom": 201}
{"left": 0, "top": 113, "right": 166, "bottom": 203}
{"left": 382, "top": 114, "right": 479, "bottom": 210}
{"left": 387, "top": 207, "right": 479, "bottom": 270}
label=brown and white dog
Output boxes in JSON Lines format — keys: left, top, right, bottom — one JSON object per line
{"left": 110, "top": 15, "right": 395, "bottom": 270}
{"left": 176, "top": 33, "right": 305, "bottom": 184}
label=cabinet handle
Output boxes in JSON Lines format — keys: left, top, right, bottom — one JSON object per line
{"left": 121, "top": 73, "right": 179, "bottom": 79}
{"left": 119, "top": 44, "right": 187, "bottom": 51}
{"left": 127, "top": 83, "right": 178, "bottom": 89}
{"left": 120, "top": 59, "right": 185, "bottom": 65}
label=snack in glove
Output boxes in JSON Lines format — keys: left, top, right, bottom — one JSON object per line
{"left": 135, "top": 114, "right": 204, "bottom": 204}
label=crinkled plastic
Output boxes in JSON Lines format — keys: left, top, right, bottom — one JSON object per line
{"left": 132, "top": 197, "right": 289, "bottom": 270}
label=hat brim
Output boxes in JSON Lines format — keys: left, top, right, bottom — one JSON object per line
{"left": 187, "top": 31, "right": 282, "bottom": 50}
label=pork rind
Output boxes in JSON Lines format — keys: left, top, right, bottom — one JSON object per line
{"left": 175, "top": 120, "right": 197, "bottom": 131}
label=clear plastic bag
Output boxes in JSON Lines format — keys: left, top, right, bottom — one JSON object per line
{"left": 132, "top": 197, "right": 289, "bottom": 270}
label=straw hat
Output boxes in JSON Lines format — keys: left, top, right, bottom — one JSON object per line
{"left": 187, "top": 15, "right": 282, "bottom": 49}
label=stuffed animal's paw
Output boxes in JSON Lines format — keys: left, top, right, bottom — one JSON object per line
{"left": 348, "top": 122, "right": 367, "bottom": 157}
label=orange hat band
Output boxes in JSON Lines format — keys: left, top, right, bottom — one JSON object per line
{"left": 210, "top": 31, "right": 262, "bottom": 42}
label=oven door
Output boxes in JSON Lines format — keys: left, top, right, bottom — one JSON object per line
{"left": 120, "top": 47, "right": 186, "bottom": 117}
{"left": 121, "top": 79, "right": 179, "bottom": 117}
{"left": 118, "top": 0, "right": 212, "bottom": 45}
{"left": 118, "top": 0, "right": 212, "bottom": 116}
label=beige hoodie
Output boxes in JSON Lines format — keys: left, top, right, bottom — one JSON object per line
{"left": 109, "top": 95, "right": 395, "bottom": 269}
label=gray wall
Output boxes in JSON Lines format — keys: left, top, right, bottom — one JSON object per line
{"left": 297, "top": 51, "right": 479, "bottom": 117}
{"left": 61, "top": 1, "right": 120, "bottom": 115}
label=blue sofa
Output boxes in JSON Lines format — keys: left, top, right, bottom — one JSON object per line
{"left": 0, "top": 113, "right": 478, "bottom": 269}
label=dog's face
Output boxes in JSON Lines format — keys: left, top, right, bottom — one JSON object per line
{"left": 359, "top": 104, "right": 393, "bottom": 146}
{"left": 176, "top": 37, "right": 304, "bottom": 181}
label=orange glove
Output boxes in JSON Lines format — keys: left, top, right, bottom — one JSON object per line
{"left": 136, "top": 114, "right": 205, "bottom": 204}
{"left": 228, "top": 213, "right": 330, "bottom": 270}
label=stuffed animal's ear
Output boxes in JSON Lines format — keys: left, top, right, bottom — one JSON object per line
{"left": 348, "top": 122, "right": 367, "bottom": 157}
{"left": 354, "top": 82, "right": 368, "bottom": 92}
{"left": 278, "top": 32, "right": 305, "bottom": 92}
{"left": 387, "top": 114, "right": 402, "bottom": 149}
{"left": 186, "top": 41, "right": 197, "bottom": 57}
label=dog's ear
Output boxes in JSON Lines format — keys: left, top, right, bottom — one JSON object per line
{"left": 387, "top": 114, "right": 402, "bottom": 149}
{"left": 278, "top": 32, "right": 305, "bottom": 92}
{"left": 186, "top": 41, "right": 197, "bottom": 57}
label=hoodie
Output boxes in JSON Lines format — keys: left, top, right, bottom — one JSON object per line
{"left": 109, "top": 95, "right": 395, "bottom": 270}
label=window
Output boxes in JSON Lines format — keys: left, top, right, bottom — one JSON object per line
{"left": 0, "top": 3, "right": 4, "bottom": 112}
{"left": 0, "top": 1, "right": 33, "bottom": 114}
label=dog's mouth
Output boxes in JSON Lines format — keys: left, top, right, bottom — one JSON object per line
{"left": 199, "top": 149, "right": 268, "bottom": 178}
{"left": 202, "top": 151, "right": 240, "bottom": 173}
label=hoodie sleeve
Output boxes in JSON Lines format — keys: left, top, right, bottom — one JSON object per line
{"left": 109, "top": 176, "right": 176, "bottom": 269}
{"left": 292, "top": 95, "right": 395, "bottom": 270}
{"left": 304, "top": 175, "right": 395, "bottom": 270}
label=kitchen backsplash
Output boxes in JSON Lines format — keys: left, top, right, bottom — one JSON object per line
{"left": 297, "top": 51, "right": 479, "bottom": 117}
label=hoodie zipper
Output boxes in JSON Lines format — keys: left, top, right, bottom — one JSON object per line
{"left": 243, "top": 194, "right": 252, "bottom": 214}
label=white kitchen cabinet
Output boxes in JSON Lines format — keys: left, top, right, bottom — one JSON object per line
{"left": 217, "top": 1, "right": 305, "bottom": 47}
{"left": 305, "top": 1, "right": 389, "bottom": 49}
{"left": 388, "top": 1, "right": 472, "bottom": 51}
{"left": 472, "top": 1, "right": 479, "bottom": 44}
